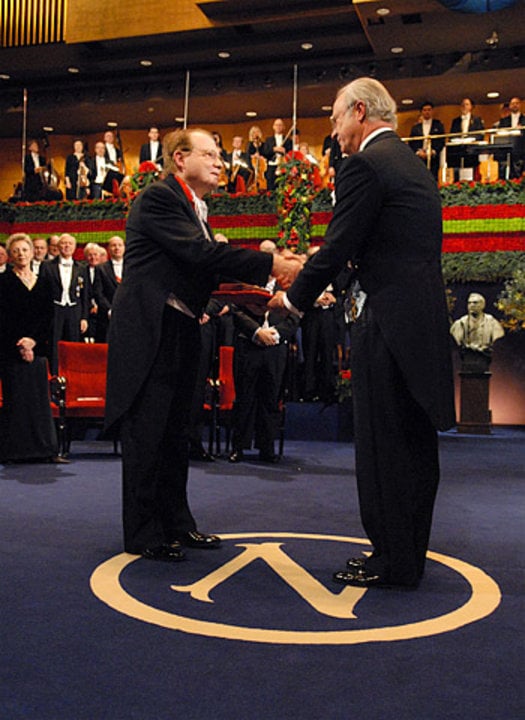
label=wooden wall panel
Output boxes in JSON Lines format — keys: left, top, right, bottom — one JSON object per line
{"left": 65, "top": 0, "right": 214, "bottom": 43}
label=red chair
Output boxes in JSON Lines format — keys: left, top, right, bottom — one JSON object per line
{"left": 205, "top": 345, "right": 236, "bottom": 456}
{"left": 51, "top": 341, "right": 117, "bottom": 456}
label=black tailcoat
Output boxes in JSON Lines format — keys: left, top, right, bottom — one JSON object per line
{"left": 287, "top": 130, "right": 455, "bottom": 586}
{"left": 105, "top": 174, "right": 272, "bottom": 552}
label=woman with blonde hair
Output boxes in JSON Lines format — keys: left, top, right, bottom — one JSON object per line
{"left": 0, "top": 233, "right": 65, "bottom": 463}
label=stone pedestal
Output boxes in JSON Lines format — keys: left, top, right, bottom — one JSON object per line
{"left": 457, "top": 371, "right": 492, "bottom": 434}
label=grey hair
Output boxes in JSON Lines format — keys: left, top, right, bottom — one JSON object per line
{"left": 6, "top": 232, "right": 33, "bottom": 253}
{"left": 338, "top": 77, "right": 398, "bottom": 130}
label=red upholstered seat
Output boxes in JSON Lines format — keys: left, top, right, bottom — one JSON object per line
{"left": 52, "top": 341, "right": 116, "bottom": 455}
{"left": 204, "top": 345, "right": 236, "bottom": 455}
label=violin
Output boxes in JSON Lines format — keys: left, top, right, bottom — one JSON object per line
{"left": 247, "top": 132, "right": 267, "bottom": 192}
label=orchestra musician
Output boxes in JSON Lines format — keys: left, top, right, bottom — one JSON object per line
{"left": 91, "top": 141, "right": 109, "bottom": 199}
{"left": 409, "top": 101, "right": 445, "bottom": 179}
{"left": 226, "top": 136, "right": 253, "bottom": 193}
{"left": 139, "top": 126, "right": 163, "bottom": 170}
{"left": 65, "top": 139, "right": 92, "bottom": 200}
{"left": 104, "top": 130, "right": 123, "bottom": 171}
{"left": 212, "top": 131, "right": 230, "bottom": 190}
{"left": 23, "top": 140, "right": 46, "bottom": 202}
{"left": 247, "top": 126, "right": 267, "bottom": 191}
{"left": 262, "top": 118, "right": 293, "bottom": 191}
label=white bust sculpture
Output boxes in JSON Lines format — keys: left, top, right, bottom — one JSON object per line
{"left": 450, "top": 293, "right": 505, "bottom": 353}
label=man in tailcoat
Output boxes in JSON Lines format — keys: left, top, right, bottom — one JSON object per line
{"left": 409, "top": 101, "right": 445, "bottom": 179}
{"left": 139, "top": 126, "right": 164, "bottom": 169}
{"left": 23, "top": 140, "right": 46, "bottom": 202}
{"left": 496, "top": 96, "right": 525, "bottom": 178}
{"left": 39, "top": 233, "right": 88, "bottom": 373}
{"left": 97, "top": 236, "right": 125, "bottom": 341}
{"left": 262, "top": 118, "right": 293, "bottom": 191}
{"left": 448, "top": 97, "right": 485, "bottom": 178}
{"left": 105, "top": 128, "right": 301, "bottom": 561}
{"left": 270, "top": 78, "right": 455, "bottom": 589}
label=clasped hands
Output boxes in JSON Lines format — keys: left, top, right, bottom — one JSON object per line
{"left": 271, "top": 249, "right": 304, "bottom": 291}
{"left": 17, "top": 336, "right": 36, "bottom": 363}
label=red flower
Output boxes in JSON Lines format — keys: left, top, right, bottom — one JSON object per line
{"left": 138, "top": 161, "right": 158, "bottom": 173}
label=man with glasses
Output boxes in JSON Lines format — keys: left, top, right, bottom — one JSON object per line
{"left": 105, "top": 128, "right": 302, "bottom": 562}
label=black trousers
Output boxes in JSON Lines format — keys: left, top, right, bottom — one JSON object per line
{"left": 120, "top": 307, "right": 200, "bottom": 553}
{"left": 301, "top": 307, "right": 336, "bottom": 401}
{"left": 50, "top": 304, "right": 82, "bottom": 374}
{"left": 351, "top": 305, "right": 440, "bottom": 586}
{"left": 231, "top": 338, "right": 287, "bottom": 455}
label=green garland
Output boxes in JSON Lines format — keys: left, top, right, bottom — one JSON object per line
{"left": 442, "top": 251, "right": 525, "bottom": 284}
{"left": 1, "top": 178, "right": 523, "bottom": 286}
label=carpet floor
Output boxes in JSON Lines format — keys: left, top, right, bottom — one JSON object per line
{"left": 1, "top": 429, "right": 523, "bottom": 720}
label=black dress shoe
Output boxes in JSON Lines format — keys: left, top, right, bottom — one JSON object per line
{"left": 258, "top": 452, "right": 280, "bottom": 464}
{"left": 333, "top": 568, "right": 417, "bottom": 589}
{"left": 142, "top": 542, "right": 186, "bottom": 562}
{"left": 48, "top": 455, "right": 70, "bottom": 464}
{"left": 189, "top": 445, "right": 215, "bottom": 462}
{"left": 177, "top": 530, "right": 221, "bottom": 549}
{"left": 346, "top": 557, "right": 367, "bottom": 569}
{"left": 228, "top": 449, "right": 244, "bottom": 463}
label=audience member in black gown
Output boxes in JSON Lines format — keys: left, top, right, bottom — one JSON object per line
{"left": 0, "top": 234, "right": 66, "bottom": 464}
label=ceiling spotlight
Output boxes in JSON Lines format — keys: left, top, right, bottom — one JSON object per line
{"left": 107, "top": 121, "right": 118, "bottom": 127}
{"left": 175, "top": 116, "right": 185, "bottom": 123}
{"left": 140, "top": 59, "right": 153, "bottom": 67}
{"left": 390, "top": 46, "right": 404, "bottom": 54}
{"left": 321, "top": 105, "right": 332, "bottom": 112}
{"left": 401, "top": 98, "right": 414, "bottom": 105}
{"left": 376, "top": 7, "right": 390, "bottom": 16}
{"left": 485, "top": 30, "right": 499, "bottom": 49}
{"left": 246, "top": 111, "right": 258, "bottom": 117}
{"left": 301, "top": 42, "right": 313, "bottom": 51}
{"left": 218, "top": 51, "right": 231, "bottom": 59}
{"left": 0, "top": 73, "right": 11, "bottom": 80}
{"left": 487, "top": 91, "right": 500, "bottom": 98}
{"left": 42, "top": 126, "right": 54, "bottom": 132}
{"left": 68, "top": 67, "right": 80, "bottom": 73}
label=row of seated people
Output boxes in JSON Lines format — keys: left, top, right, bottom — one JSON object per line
{"left": 0, "top": 234, "right": 350, "bottom": 465}
{"left": 19, "top": 95, "right": 524, "bottom": 205}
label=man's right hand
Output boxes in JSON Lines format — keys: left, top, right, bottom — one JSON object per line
{"left": 271, "top": 250, "right": 304, "bottom": 290}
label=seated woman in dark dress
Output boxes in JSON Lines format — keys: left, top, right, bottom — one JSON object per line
{"left": 0, "top": 233, "right": 66, "bottom": 464}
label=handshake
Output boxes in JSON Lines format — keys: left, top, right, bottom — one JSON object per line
{"left": 268, "top": 249, "right": 305, "bottom": 314}
{"left": 271, "top": 249, "right": 304, "bottom": 291}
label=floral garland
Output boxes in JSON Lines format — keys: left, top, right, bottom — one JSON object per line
{"left": 274, "top": 154, "right": 322, "bottom": 254}
{"left": 495, "top": 267, "right": 525, "bottom": 332}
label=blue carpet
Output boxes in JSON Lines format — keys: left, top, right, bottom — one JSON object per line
{"left": 1, "top": 430, "right": 523, "bottom": 720}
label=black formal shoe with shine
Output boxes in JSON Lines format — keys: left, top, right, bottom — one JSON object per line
{"left": 258, "top": 452, "right": 280, "bottom": 464}
{"left": 46, "top": 455, "right": 70, "bottom": 464}
{"left": 228, "top": 449, "right": 244, "bottom": 463}
{"left": 177, "top": 530, "right": 221, "bottom": 549}
{"left": 346, "top": 556, "right": 367, "bottom": 569}
{"left": 189, "top": 445, "right": 215, "bottom": 462}
{"left": 142, "top": 542, "right": 186, "bottom": 562}
{"left": 333, "top": 568, "right": 417, "bottom": 589}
